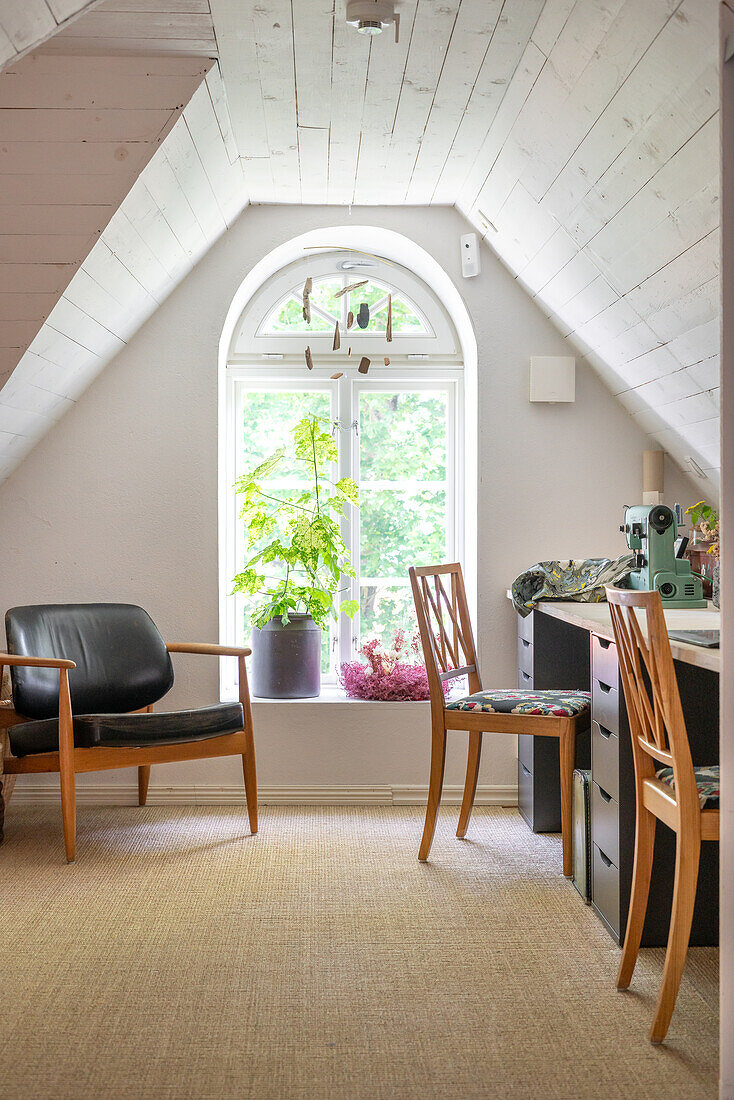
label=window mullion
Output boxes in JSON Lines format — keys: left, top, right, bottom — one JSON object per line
{"left": 337, "top": 379, "right": 355, "bottom": 667}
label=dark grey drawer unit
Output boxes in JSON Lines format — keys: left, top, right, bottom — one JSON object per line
{"left": 516, "top": 610, "right": 590, "bottom": 835}
{"left": 589, "top": 632, "right": 719, "bottom": 947}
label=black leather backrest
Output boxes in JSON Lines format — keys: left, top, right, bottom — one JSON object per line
{"left": 6, "top": 604, "right": 174, "bottom": 719}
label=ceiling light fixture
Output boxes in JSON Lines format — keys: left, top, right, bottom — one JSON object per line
{"left": 346, "top": 1, "right": 400, "bottom": 42}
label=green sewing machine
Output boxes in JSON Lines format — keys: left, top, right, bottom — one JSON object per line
{"left": 619, "top": 504, "right": 706, "bottom": 608}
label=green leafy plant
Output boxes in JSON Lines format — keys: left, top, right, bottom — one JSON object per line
{"left": 685, "top": 499, "right": 720, "bottom": 559}
{"left": 232, "top": 416, "right": 360, "bottom": 629}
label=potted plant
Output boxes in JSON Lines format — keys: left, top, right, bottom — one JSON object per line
{"left": 232, "top": 416, "right": 359, "bottom": 697}
{"left": 685, "top": 500, "right": 720, "bottom": 608}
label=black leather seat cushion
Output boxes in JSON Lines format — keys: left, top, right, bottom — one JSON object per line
{"left": 9, "top": 703, "right": 244, "bottom": 758}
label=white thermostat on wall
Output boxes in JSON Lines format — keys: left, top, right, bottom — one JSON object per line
{"left": 529, "top": 356, "right": 576, "bottom": 403}
{"left": 460, "top": 233, "right": 481, "bottom": 278}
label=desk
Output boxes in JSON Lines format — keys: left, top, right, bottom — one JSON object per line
{"left": 512, "top": 597, "right": 719, "bottom": 947}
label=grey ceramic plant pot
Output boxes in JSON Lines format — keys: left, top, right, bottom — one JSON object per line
{"left": 251, "top": 613, "right": 321, "bottom": 698}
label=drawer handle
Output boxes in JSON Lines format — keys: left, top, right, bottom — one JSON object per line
{"left": 599, "top": 849, "right": 613, "bottom": 868}
{"left": 598, "top": 638, "right": 612, "bottom": 650}
{"left": 520, "top": 670, "right": 531, "bottom": 681}
{"left": 521, "top": 638, "right": 530, "bottom": 648}
{"left": 598, "top": 786, "right": 613, "bottom": 804}
{"left": 597, "top": 681, "right": 612, "bottom": 694}
{"left": 520, "top": 763, "right": 530, "bottom": 776}
{"left": 597, "top": 724, "right": 613, "bottom": 740}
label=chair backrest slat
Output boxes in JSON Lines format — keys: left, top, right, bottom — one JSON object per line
{"left": 410, "top": 563, "right": 481, "bottom": 710}
{"left": 606, "top": 587, "right": 698, "bottom": 818}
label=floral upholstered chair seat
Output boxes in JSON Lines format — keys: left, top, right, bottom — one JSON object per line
{"left": 655, "top": 765, "right": 720, "bottom": 809}
{"left": 446, "top": 689, "right": 591, "bottom": 718}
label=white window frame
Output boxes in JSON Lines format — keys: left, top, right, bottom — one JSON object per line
{"left": 230, "top": 254, "right": 460, "bottom": 360}
{"left": 221, "top": 362, "right": 463, "bottom": 699}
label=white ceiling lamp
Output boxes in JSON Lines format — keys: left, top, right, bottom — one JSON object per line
{"left": 346, "top": 0, "right": 400, "bottom": 41}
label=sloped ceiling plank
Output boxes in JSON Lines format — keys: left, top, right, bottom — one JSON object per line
{"left": 0, "top": 52, "right": 211, "bottom": 382}
{"left": 457, "top": 0, "right": 721, "bottom": 491}
{"left": 208, "top": 0, "right": 272, "bottom": 198}
{"left": 42, "top": 0, "right": 218, "bottom": 54}
{"left": 351, "top": 0, "right": 417, "bottom": 205}
{"left": 430, "top": 0, "right": 544, "bottom": 205}
{"left": 0, "top": 1, "right": 102, "bottom": 73}
{"left": 0, "top": 66, "right": 248, "bottom": 485}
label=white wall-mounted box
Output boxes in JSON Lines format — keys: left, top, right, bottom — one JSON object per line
{"left": 529, "top": 356, "right": 575, "bottom": 402}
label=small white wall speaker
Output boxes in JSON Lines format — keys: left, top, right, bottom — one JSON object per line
{"left": 460, "top": 233, "right": 481, "bottom": 278}
{"left": 529, "top": 356, "right": 576, "bottom": 402}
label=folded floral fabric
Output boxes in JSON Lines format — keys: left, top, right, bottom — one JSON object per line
{"left": 511, "top": 554, "right": 635, "bottom": 618}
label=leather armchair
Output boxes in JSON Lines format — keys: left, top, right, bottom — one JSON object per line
{"left": 0, "top": 604, "right": 257, "bottom": 862}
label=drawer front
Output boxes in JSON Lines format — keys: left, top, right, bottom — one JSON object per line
{"left": 517, "top": 611, "right": 533, "bottom": 645}
{"left": 517, "top": 635, "right": 533, "bottom": 677}
{"left": 592, "top": 678, "right": 621, "bottom": 736}
{"left": 591, "top": 634, "right": 618, "bottom": 689}
{"left": 591, "top": 781, "right": 619, "bottom": 867}
{"left": 591, "top": 720, "right": 619, "bottom": 802}
{"left": 518, "top": 760, "right": 533, "bottom": 822}
{"left": 518, "top": 667, "right": 533, "bottom": 691}
{"left": 517, "top": 733, "right": 534, "bottom": 772}
{"left": 592, "top": 843, "right": 621, "bottom": 938}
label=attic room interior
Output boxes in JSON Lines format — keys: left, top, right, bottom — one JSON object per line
{"left": 0, "top": 1, "right": 731, "bottom": 1097}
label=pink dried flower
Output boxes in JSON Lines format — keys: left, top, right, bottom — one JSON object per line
{"left": 339, "top": 631, "right": 439, "bottom": 701}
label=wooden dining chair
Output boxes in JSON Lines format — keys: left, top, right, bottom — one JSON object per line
{"left": 0, "top": 603, "right": 257, "bottom": 862}
{"left": 605, "top": 586, "right": 719, "bottom": 1043}
{"left": 409, "top": 563, "right": 591, "bottom": 874}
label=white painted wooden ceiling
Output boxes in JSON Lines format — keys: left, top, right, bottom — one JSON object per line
{"left": 0, "top": 1, "right": 102, "bottom": 72}
{"left": 0, "top": 0, "right": 722, "bottom": 495}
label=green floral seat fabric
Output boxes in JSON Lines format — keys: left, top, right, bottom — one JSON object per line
{"left": 655, "top": 765, "right": 720, "bottom": 809}
{"left": 446, "top": 689, "right": 591, "bottom": 718}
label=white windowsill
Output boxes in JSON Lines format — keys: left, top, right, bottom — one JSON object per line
{"left": 250, "top": 684, "right": 429, "bottom": 704}
{"left": 220, "top": 682, "right": 429, "bottom": 705}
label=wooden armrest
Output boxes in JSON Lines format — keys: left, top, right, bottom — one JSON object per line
{"left": 166, "top": 643, "right": 252, "bottom": 657}
{"left": 0, "top": 651, "right": 76, "bottom": 670}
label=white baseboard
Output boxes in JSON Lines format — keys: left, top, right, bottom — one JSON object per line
{"left": 9, "top": 782, "right": 518, "bottom": 808}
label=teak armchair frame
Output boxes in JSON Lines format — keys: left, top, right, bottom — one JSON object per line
{"left": 606, "top": 586, "right": 719, "bottom": 1043}
{"left": 0, "top": 643, "right": 257, "bottom": 863}
{"left": 410, "top": 563, "right": 588, "bottom": 873}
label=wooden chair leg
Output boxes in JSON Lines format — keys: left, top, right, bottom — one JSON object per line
{"left": 419, "top": 718, "right": 446, "bottom": 861}
{"left": 59, "top": 753, "right": 76, "bottom": 863}
{"left": 242, "top": 749, "right": 258, "bottom": 834}
{"left": 649, "top": 832, "right": 701, "bottom": 1044}
{"left": 617, "top": 806, "right": 656, "bottom": 990}
{"left": 138, "top": 765, "right": 151, "bottom": 806}
{"left": 558, "top": 719, "right": 576, "bottom": 877}
{"left": 457, "top": 730, "right": 482, "bottom": 839}
{"left": 57, "top": 667, "right": 76, "bottom": 863}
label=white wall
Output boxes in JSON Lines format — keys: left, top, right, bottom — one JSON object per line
{"left": 718, "top": 4, "right": 732, "bottom": 1095}
{"left": 0, "top": 204, "right": 698, "bottom": 799}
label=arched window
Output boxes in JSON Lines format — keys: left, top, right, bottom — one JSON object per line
{"left": 222, "top": 252, "right": 464, "bottom": 690}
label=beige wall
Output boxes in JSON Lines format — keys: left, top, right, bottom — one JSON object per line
{"left": 0, "top": 204, "right": 698, "bottom": 797}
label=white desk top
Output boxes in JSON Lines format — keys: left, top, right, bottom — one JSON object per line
{"left": 508, "top": 595, "right": 720, "bottom": 674}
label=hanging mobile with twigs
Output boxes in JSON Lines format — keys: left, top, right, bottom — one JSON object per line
{"left": 305, "top": 346, "right": 314, "bottom": 370}
{"left": 386, "top": 293, "right": 392, "bottom": 342}
{"left": 302, "top": 277, "right": 313, "bottom": 323}
{"left": 333, "top": 280, "right": 368, "bottom": 299}
{"left": 332, "top": 320, "right": 341, "bottom": 350}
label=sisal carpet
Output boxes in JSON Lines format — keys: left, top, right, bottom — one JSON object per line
{"left": 0, "top": 805, "right": 718, "bottom": 1099}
